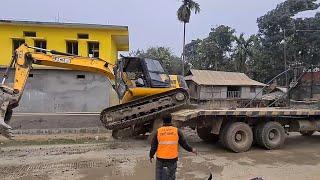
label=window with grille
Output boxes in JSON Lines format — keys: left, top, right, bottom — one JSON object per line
{"left": 66, "top": 41, "right": 78, "bottom": 55}
{"left": 12, "top": 39, "right": 25, "bottom": 54}
{"left": 250, "top": 87, "right": 256, "bottom": 93}
{"left": 88, "top": 42, "right": 99, "bottom": 58}
{"left": 34, "top": 40, "right": 47, "bottom": 53}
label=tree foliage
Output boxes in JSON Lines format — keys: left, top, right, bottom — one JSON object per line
{"left": 184, "top": 25, "right": 235, "bottom": 71}
{"left": 133, "top": 0, "right": 320, "bottom": 84}
{"left": 183, "top": 0, "right": 320, "bottom": 84}
{"left": 177, "top": 0, "right": 200, "bottom": 23}
{"left": 233, "top": 33, "right": 255, "bottom": 73}
{"left": 177, "top": 0, "right": 201, "bottom": 75}
{"left": 131, "top": 47, "right": 182, "bottom": 75}
{"left": 256, "top": 0, "right": 320, "bottom": 82}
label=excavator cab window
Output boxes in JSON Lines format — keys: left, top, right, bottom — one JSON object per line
{"left": 143, "top": 59, "right": 170, "bottom": 88}
{"left": 115, "top": 57, "right": 170, "bottom": 94}
{"left": 120, "top": 57, "right": 147, "bottom": 88}
{"left": 114, "top": 59, "right": 127, "bottom": 99}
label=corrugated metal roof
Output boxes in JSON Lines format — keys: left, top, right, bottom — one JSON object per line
{"left": 262, "top": 91, "right": 285, "bottom": 101}
{"left": 185, "top": 69, "right": 265, "bottom": 86}
{"left": 0, "top": 19, "right": 128, "bottom": 30}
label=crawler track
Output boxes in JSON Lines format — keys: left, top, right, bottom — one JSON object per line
{"left": 100, "top": 88, "right": 189, "bottom": 130}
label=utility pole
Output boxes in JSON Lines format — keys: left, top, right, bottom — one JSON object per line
{"left": 182, "top": 23, "right": 186, "bottom": 76}
{"left": 283, "top": 29, "right": 288, "bottom": 88}
{"left": 283, "top": 29, "right": 290, "bottom": 106}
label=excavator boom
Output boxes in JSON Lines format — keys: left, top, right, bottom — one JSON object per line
{"left": 0, "top": 44, "right": 115, "bottom": 139}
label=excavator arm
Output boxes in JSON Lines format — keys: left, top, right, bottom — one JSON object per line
{"left": 0, "top": 44, "right": 190, "bottom": 140}
{"left": 0, "top": 44, "right": 116, "bottom": 139}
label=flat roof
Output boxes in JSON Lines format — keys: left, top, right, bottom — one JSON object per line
{"left": 0, "top": 19, "right": 128, "bottom": 31}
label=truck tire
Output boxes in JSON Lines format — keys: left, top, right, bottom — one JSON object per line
{"left": 222, "top": 122, "right": 253, "bottom": 153}
{"left": 256, "top": 121, "right": 285, "bottom": 150}
{"left": 300, "top": 131, "right": 315, "bottom": 136}
{"left": 219, "top": 122, "right": 233, "bottom": 148}
{"left": 196, "top": 126, "right": 219, "bottom": 143}
{"left": 253, "top": 123, "right": 266, "bottom": 146}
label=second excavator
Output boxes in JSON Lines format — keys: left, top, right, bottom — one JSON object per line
{"left": 0, "top": 44, "right": 189, "bottom": 139}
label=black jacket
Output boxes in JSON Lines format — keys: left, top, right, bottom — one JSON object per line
{"left": 149, "top": 125, "right": 193, "bottom": 162}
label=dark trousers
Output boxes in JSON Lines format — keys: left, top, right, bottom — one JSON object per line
{"left": 156, "top": 159, "right": 177, "bottom": 180}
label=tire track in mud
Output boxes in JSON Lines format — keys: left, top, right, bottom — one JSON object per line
{"left": 0, "top": 140, "right": 145, "bottom": 179}
{"left": 0, "top": 142, "right": 127, "bottom": 157}
{"left": 0, "top": 160, "right": 108, "bottom": 179}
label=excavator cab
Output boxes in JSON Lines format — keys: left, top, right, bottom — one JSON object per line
{"left": 114, "top": 57, "right": 171, "bottom": 100}
{"left": 102, "top": 56, "right": 189, "bottom": 134}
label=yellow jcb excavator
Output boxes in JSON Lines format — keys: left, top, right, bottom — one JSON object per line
{"left": 0, "top": 44, "right": 189, "bottom": 139}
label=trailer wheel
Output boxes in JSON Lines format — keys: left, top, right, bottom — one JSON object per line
{"left": 253, "top": 123, "right": 267, "bottom": 146}
{"left": 219, "top": 122, "right": 233, "bottom": 148}
{"left": 222, "top": 122, "right": 253, "bottom": 153}
{"left": 300, "top": 131, "right": 315, "bottom": 136}
{"left": 196, "top": 126, "right": 219, "bottom": 143}
{"left": 256, "top": 121, "right": 285, "bottom": 150}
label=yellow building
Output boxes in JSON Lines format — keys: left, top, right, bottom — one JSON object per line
{"left": 0, "top": 20, "right": 129, "bottom": 65}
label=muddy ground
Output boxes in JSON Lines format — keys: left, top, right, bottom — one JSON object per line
{"left": 1, "top": 130, "right": 320, "bottom": 180}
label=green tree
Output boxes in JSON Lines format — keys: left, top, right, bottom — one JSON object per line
{"left": 233, "top": 34, "right": 255, "bottom": 73}
{"left": 184, "top": 39, "right": 202, "bottom": 69}
{"left": 184, "top": 25, "right": 235, "bottom": 71}
{"left": 177, "top": 0, "right": 200, "bottom": 75}
{"left": 257, "top": 0, "right": 320, "bottom": 84}
{"left": 131, "top": 47, "right": 182, "bottom": 75}
{"left": 245, "top": 35, "right": 274, "bottom": 82}
{"left": 293, "top": 13, "right": 320, "bottom": 66}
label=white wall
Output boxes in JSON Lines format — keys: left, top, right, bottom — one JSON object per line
{"left": 4, "top": 69, "right": 115, "bottom": 113}
{"left": 241, "top": 86, "right": 263, "bottom": 99}
{"left": 199, "top": 86, "right": 227, "bottom": 100}
{"left": 187, "top": 82, "right": 264, "bottom": 100}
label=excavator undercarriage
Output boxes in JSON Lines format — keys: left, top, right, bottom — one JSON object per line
{"left": 101, "top": 88, "right": 189, "bottom": 138}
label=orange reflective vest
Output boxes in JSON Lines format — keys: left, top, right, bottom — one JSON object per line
{"left": 156, "top": 126, "right": 179, "bottom": 159}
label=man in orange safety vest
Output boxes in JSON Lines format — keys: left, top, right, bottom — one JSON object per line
{"left": 149, "top": 115, "right": 197, "bottom": 180}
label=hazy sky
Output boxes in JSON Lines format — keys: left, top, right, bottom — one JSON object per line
{"left": 1, "top": 0, "right": 317, "bottom": 55}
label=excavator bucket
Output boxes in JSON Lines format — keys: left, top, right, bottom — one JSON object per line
{"left": 0, "top": 85, "right": 19, "bottom": 139}
{"left": 0, "top": 99, "right": 14, "bottom": 139}
{"left": 0, "top": 116, "right": 13, "bottom": 139}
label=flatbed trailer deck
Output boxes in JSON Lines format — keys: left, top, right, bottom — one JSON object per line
{"left": 171, "top": 107, "right": 320, "bottom": 153}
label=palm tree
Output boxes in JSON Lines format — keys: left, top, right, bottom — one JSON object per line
{"left": 177, "top": 0, "right": 200, "bottom": 75}
{"left": 234, "top": 33, "right": 254, "bottom": 73}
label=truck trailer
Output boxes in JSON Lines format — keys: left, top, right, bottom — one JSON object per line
{"left": 172, "top": 107, "right": 320, "bottom": 153}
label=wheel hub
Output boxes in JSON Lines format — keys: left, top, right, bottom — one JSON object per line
{"left": 269, "top": 132, "right": 275, "bottom": 139}
{"left": 268, "top": 129, "right": 279, "bottom": 141}
{"left": 175, "top": 92, "right": 185, "bottom": 101}
{"left": 235, "top": 133, "right": 242, "bottom": 141}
